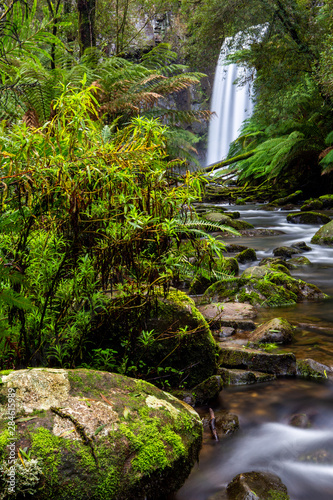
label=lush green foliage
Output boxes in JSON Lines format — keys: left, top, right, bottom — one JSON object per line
{"left": 0, "top": 84, "right": 227, "bottom": 377}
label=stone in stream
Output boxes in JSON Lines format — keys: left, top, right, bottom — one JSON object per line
{"left": 291, "top": 241, "right": 312, "bottom": 252}
{"left": 247, "top": 317, "right": 295, "bottom": 344}
{"left": 319, "top": 194, "right": 333, "bottom": 208}
{"left": 311, "top": 219, "right": 333, "bottom": 245}
{"left": 225, "top": 244, "right": 249, "bottom": 253}
{"left": 289, "top": 413, "right": 311, "bottom": 428}
{"left": 202, "top": 410, "right": 239, "bottom": 437}
{"left": 218, "top": 345, "right": 296, "bottom": 376}
{"left": 235, "top": 247, "right": 257, "bottom": 264}
{"left": 296, "top": 358, "right": 333, "bottom": 380}
{"left": 0, "top": 368, "right": 202, "bottom": 500}
{"left": 197, "top": 302, "right": 257, "bottom": 331}
{"left": 287, "top": 255, "right": 312, "bottom": 266}
{"left": 287, "top": 211, "right": 331, "bottom": 225}
{"left": 300, "top": 199, "right": 324, "bottom": 211}
{"left": 218, "top": 367, "right": 276, "bottom": 385}
{"left": 273, "top": 245, "right": 301, "bottom": 258}
{"left": 226, "top": 471, "right": 290, "bottom": 500}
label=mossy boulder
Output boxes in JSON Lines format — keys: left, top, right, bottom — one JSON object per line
{"left": 225, "top": 244, "right": 249, "bottom": 253}
{"left": 288, "top": 256, "right": 311, "bottom": 266}
{"left": 226, "top": 471, "right": 290, "bottom": 500}
{"left": 0, "top": 368, "right": 202, "bottom": 500}
{"left": 191, "top": 376, "right": 223, "bottom": 405}
{"left": 296, "top": 359, "right": 333, "bottom": 380}
{"left": 273, "top": 246, "right": 301, "bottom": 258}
{"left": 144, "top": 290, "right": 218, "bottom": 386}
{"left": 235, "top": 248, "right": 257, "bottom": 264}
{"left": 311, "top": 220, "right": 333, "bottom": 245}
{"left": 271, "top": 190, "right": 302, "bottom": 206}
{"left": 319, "top": 194, "right": 333, "bottom": 208}
{"left": 248, "top": 317, "right": 295, "bottom": 344}
{"left": 300, "top": 199, "right": 323, "bottom": 211}
{"left": 291, "top": 241, "right": 312, "bottom": 252}
{"left": 218, "top": 345, "right": 296, "bottom": 375}
{"left": 204, "top": 266, "right": 326, "bottom": 308}
{"left": 287, "top": 212, "right": 331, "bottom": 224}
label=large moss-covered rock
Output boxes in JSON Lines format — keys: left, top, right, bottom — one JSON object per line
{"left": 248, "top": 317, "right": 295, "bottom": 344}
{"left": 311, "top": 220, "right": 333, "bottom": 245}
{"left": 226, "top": 471, "right": 290, "bottom": 500}
{"left": 144, "top": 290, "right": 218, "bottom": 386}
{"left": 0, "top": 369, "right": 202, "bottom": 500}
{"left": 287, "top": 212, "right": 331, "bottom": 224}
{"left": 218, "top": 345, "right": 296, "bottom": 375}
{"left": 300, "top": 199, "right": 324, "bottom": 211}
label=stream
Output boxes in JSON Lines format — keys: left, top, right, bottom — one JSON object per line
{"left": 174, "top": 205, "right": 333, "bottom": 500}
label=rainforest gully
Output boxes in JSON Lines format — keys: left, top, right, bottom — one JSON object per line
{"left": 1, "top": 1, "right": 333, "bottom": 499}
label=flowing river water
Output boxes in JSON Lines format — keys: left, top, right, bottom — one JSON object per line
{"left": 174, "top": 205, "right": 333, "bottom": 500}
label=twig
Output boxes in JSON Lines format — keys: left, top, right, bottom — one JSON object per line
{"left": 209, "top": 408, "right": 219, "bottom": 441}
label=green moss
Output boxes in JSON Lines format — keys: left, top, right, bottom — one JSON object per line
{"left": 119, "top": 415, "right": 187, "bottom": 475}
{"left": 0, "top": 429, "right": 9, "bottom": 460}
{"left": 267, "top": 490, "right": 290, "bottom": 500}
{"left": 30, "top": 427, "right": 63, "bottom": 484}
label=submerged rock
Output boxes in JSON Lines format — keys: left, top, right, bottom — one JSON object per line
{"left": 0, "top": 368, "right": 202, "bottom": 500}
{"left": 248, "top": 317, "right": 295, "bottom": 344}
{"left": 291, "top": 241, "right": 312, "bottom": 252}
{"left": 311, "top": 219, "right": 333, "bottom": 246}
{"left": 296, "top": 358, "right": 333, "bottom": 380}
{"left": 289, "top": 413, "right": 311, "bottom": 428}
{"left": 288, "top": 256, "right": 312, "bottom": 266}
{"left": 226, "top": 471, "right": 290, "bottom": 500}
{"left": 202, "top": 410, "right": 239, "bottom": 437}
{"left": 218, "top": 345, "right": 296, "bottom": 376}
{"left": 218, "top": 367, "right": 276, "bottom": 385}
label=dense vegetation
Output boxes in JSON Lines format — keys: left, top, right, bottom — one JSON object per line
{"left": 183, "top": 0, "right": 333, "bottom": 191}
{"left": 1, "top": 0, "right": 333, "bottom": 382}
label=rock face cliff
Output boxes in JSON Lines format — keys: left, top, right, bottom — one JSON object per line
{"left": 0, "top": 368, "right": 202, "bottom": 500}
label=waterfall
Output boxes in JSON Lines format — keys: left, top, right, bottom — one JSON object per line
{"left": 206, "top": 27, "right": 266, "bottom": 166}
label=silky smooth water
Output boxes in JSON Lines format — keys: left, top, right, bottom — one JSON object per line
{"left": 174, "top": 205, "right": 333, "bottom": 500}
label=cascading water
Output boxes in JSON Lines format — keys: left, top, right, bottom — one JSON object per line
{"left": 206, "top": 26, "right": 267, "bottom": 167}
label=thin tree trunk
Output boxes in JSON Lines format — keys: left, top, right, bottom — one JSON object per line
{"left": 77, "top": 0, "right": 96, "bottom": 57}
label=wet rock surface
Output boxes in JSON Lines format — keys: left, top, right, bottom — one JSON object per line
{"left": 226, "top": 471, "right": 290, "bottom": 500}
{"left": 218, "top": 345, "right": 296, "bottom": 376}
{"left": 248, "top": 317, "right": 295, "bottom": 344}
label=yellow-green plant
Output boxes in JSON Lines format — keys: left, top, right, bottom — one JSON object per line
{"left": 0, "top": 83, "right": 223, "bottom": 369}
